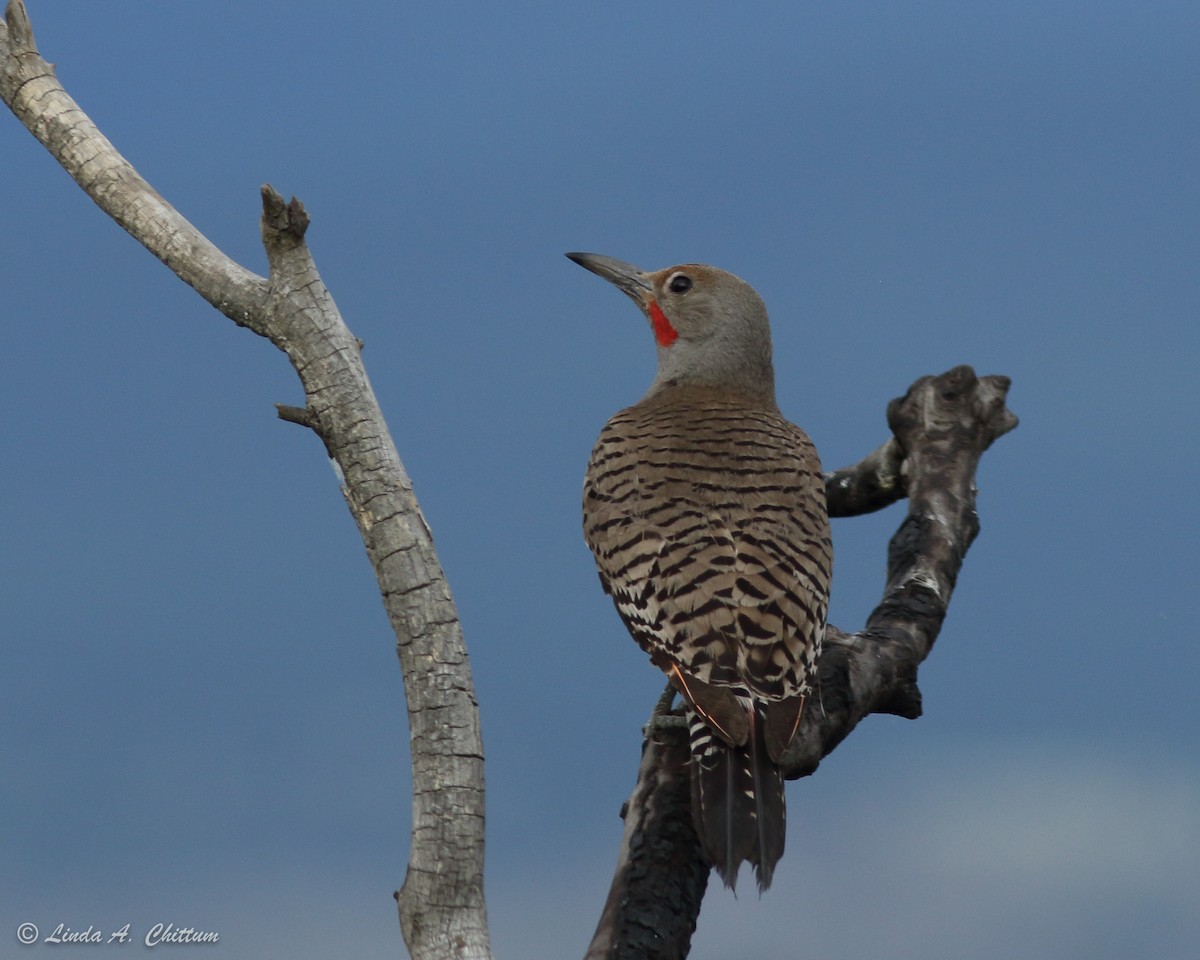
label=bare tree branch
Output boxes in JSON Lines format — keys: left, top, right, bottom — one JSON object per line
{"left": 586, "top": 365, "right": 1018, "bottom": 959}
{"left": 823, "top": 437, "right": 905, "bottom": 517}
{"left": 585, "top": 731, "right": 708, "bottom": 960}
{"left": 1, "top": 4, "right": 491, "bottom": 957}
{"left": 0, "top": 2, "right": 266, "bottom": 328}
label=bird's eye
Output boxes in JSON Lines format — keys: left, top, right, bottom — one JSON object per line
{"left": 668, "top": 274, "right": 693, "bottom": 294}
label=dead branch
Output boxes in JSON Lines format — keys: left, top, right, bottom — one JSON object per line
{"left": 1, "top": 4, "right": 490, "bottom": 958}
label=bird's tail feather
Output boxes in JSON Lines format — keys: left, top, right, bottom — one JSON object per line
{"left": 687, "top": 704, "right": 786, "bottom": 892}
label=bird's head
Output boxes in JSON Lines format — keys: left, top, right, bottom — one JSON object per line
{"left": 567, "top": 252, "right": 776, "bottom": 402}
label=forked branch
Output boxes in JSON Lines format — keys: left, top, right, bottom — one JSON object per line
{"left": 1, "top": 4, "right": 490, "bottom": 958}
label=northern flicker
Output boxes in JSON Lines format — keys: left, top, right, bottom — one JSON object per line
{"left": 570, "top": 252, "right": 832, "bottom": 891}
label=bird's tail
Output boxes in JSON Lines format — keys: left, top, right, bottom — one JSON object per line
{"left": 686, "top": 703, "right": 786, "bottom": 892}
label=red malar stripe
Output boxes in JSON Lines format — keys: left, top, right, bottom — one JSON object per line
{"left": 649, "top": 301, "right": 679, "bottom": 347}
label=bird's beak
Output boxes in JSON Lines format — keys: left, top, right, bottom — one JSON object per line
{"left": 566, "top": 252, "right": 653, "bottom": 308}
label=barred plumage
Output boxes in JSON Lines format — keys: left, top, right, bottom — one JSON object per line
{"left": 570, "top": 252, "right": 832, "bottom": 891}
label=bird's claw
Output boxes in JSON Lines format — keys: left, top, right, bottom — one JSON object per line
{"left": 642, "top": 682, "right": 685, "bottom": 737}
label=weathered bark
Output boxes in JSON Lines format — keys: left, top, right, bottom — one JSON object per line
{"left": 1, "top": 4, "right": 490, "bottom": 958}
{"left": 584, "top": 691, "right": 710, "bottom": 960}
{"left": 586, "top": 366, "right": 1017, "bottom": 959}
{"left": 823, "top": 436, "right": 905, "bottom": 517}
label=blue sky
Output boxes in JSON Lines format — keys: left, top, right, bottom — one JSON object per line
{"left": 3, "top": 2, "right": 1197, "bottom": 957}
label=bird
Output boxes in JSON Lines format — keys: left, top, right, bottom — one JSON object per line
{"left": 569, "top": 251, "right": 832, "bottom": 892}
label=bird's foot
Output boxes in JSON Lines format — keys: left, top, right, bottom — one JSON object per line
{"left": 642, "top": 682, "right": 686, "bottom": 738}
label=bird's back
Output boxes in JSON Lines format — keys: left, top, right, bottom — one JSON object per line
{"left": 583, "top": 385, "right": 832, "bottom": 713}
